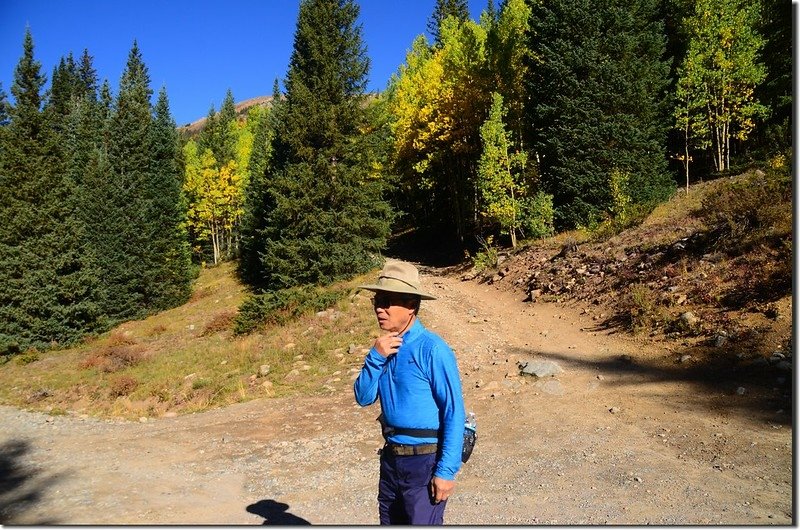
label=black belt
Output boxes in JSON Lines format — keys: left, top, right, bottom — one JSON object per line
{"left": 382, "top": 442, "right": 439, "bottom": 456}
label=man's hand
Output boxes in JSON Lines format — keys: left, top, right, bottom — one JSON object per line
{"left": 430, "top": 476, "right": 455, "bottom": 504}
{"left": 373, "top": 332, "right": 402, "bottom": 357}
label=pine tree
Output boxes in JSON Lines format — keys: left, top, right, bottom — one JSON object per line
{"left": 244, "top": 0, "right": 392, "bottom": 290}
{"left": 526, "top": 0, "right": 674, "bottom": 228}
{"left": 428, "top": 0, "right": 471, "bottom": 46}
{"left": 0, "top": 83, "right": 10, "bottom": 126}
{"left": 77, "top": 49, "right": 99, "bottom": 102}
{"left": 99, "top": 79, "right": 113, "bottom": 120}
{"left": 45, "top": 54, "right": 78, "bottom": 126}
{"left": 64, "top": 52, "right": 100, "bottom": 189}
{"left": 239, "top": 81, "right": 279, "bottom": 285}
{"left": 197, "top": 104, "right": 219, "bottom": 159}
{"left": 756, "top": 0, "right": 791, "bottom": 152}
{"left": 0, "top": 29, "right": 99, "bottom": 353}
{"left": 217, "top": 88, "right": 238, "bottom": 165}
{"left": 95, "top": 40, "right": 155, "bottom": 320}
{"left": 144, "top": 87, "right": 193, "bottom": 309}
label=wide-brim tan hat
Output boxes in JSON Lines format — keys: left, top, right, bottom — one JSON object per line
{"left": 358, "top": 260, "right": 437, "bottom": 300}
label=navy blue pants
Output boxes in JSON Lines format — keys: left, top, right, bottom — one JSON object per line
{"left": 377, "top": 451, "right": 447, "bottom": 525}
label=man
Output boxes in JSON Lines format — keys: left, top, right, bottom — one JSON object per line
{"left": 354, "top": 260, "right": 466, "bottom": 525}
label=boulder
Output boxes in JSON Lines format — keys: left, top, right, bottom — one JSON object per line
{"left": 519, "top": 360, "right": 563, "bottom": 378}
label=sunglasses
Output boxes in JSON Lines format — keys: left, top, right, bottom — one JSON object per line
{"left": 372, "top": 293, "right": 417, "bottom": 308}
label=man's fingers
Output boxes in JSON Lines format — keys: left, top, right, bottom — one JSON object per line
{"left": 431, "top": 477, "right": 455, "bottom": 504}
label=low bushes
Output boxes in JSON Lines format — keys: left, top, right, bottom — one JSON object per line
{"left": 234, "top": 286, "right": 348, "bottom": 335}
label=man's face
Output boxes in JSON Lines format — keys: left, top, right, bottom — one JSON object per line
{"left": 372, "top": 292, "right": 418, "bottom": 333}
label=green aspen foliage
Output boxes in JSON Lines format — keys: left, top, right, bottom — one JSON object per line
{"left": 675, "top": 0, "right": 768, "bottom": 172}
{"left": 477, "top": 92, "right": 528, "bottom": 248}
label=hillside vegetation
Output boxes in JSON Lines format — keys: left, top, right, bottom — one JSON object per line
{"left": 473, "top": 167, "right": 792, "bottom": 366}
{"left": 0, "top": 264, "right": 380, "bottom": 419}
{"left": 0, "top": 168, "right": 790, "bottom": 419}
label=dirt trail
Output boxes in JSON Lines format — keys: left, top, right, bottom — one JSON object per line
{"left": 0, "top": 267, "right": 792, "bottom": 524}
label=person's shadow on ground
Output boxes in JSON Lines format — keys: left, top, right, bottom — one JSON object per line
{"left": 246, "top": 499, "right": 311, "bottom": 525}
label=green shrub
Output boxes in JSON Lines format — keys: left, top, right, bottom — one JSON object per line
{"left": 472, "top": 236, "right": 498, "bottom": 272}
{"left": 609, "top": 169, "right": 633, "bottom": 224}
{"left": 14, "top": 350, "right": 40, "bottom": 365}
{"left": 622, "top": 284, "right": 668, "bottom": 334}
{"left": 519, "top": 191, "right": 555, "bottom": 240}
{"left": 590, "top": 201, "right": 653, "bottom": 241}
{"left": 234, "top": 286, "right": 347, "bottom": 335}
{"left": 701, "top": 169, "right": 791, "bottom": 253}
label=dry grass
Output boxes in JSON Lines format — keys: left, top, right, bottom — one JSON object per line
{"left": 0, "top": 262, "right": 379, "bottom": 420}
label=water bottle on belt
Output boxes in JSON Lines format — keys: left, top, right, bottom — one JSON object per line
{"left": 462, "top": 411, "right": 477, "bottom": 463}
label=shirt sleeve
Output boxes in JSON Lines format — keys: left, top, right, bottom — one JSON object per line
{"left": 353, "top": 347, "right": 387, "bottom": 407}
{"left": 424, "top": 340, "right": 465, "bottom": 481}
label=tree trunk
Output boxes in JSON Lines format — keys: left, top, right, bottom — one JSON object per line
{"left": 683, "top": 122, "right": 690, "bottom": 193}
{"left": 210, "top": 223, "right": 220, "bottom": 265}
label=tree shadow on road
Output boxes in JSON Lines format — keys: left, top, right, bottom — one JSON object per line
{"left": 0, "top": 438, "right": 62, "bottom": 525}
{"left": 246, "top": 499, "right": 311, "bottom": 525}
{"left": 509, "top": 347, "right": 792, "bottom": 426}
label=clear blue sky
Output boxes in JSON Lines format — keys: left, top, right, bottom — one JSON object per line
{"left": 0, "top": 0, "right": 484, "bottom": 126}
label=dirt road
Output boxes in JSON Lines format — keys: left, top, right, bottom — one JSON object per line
{"left": 0, "top": 267, "right": 792, "bottom": 524}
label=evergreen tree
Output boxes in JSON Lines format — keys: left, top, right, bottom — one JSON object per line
{"left": 45, "top": 54, "right": 79, "bottom": 126}
{"left": 99, "top": 79, "right": 114, "bottom": 120}
{"left": 95, "top": 40, "right": 155, "bottom": 321}
{"left": 244, "top": 0, "right": 392, "bottom": 290}
{"left": 525, "top": 0, "right": 674, "bottom": 228}
{"left": 754, "top": 0, "right": 790, "bottom": 155}
{"left": 197, "top": 104, "right": 218, "bottom": 158}
{"left": 217, "top": 88, "right": 238, "bottom": 165}
{"left": 0, "top": 83, "right": 10, "bottom": 126}
{"left": 239, "top": 81, "right": 280, "bottom": 285}
{"left": 0, "top": 29, "right": 99, "bottom": 353}
{"left": 77, "top": 49, "right": 99, "bottom": 102}
{"left": 144, "top": 87, "right": 194, "bottom": 308}
{"left": 428, "top": 0, "right": 471, "bottom": 46}
{"left": 64, "top": 51, "right": 101, "bottom": 190}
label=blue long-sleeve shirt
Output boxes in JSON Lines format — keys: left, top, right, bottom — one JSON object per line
{"left": 354, "top": 318, "right": 465, "bottom": 480}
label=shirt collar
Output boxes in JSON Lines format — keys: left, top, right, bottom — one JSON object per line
{"left": 401, "top": 317, "right": 425, "bottom": 342}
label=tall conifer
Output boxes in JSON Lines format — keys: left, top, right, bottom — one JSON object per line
{"left": 0, "top": 83, "right": 10, "bottom": 126}
{"left": 0, "top": 30, "right": 98, "bottom": 352}
{"left": 95, "top": 41, "right": 155, "bottom": 320}
{"left": 244, "top": 0, "right": 392, "bottom": 290}
{"left": 239, "top": 82, "right": 280, "bottom": 285}
{"left": 428, "top": 0, "right": 471, "bottom": 46}
{"left": 144, "top": 87, "right": 193, "bottom": 309}
{"left": 217, "top": 88, "right": 238, "bottom": 165}
{"left": 77, "top": 49, "right": 99, "bottom": 102}
{"left": 525, "top": 0, "right": 674, "bottom": 228}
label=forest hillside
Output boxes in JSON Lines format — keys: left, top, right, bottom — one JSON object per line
{"left": 466, "top": 169, "right": 792, "bottom": 371}
{"left": 0, "top": 168, "right": 790, "bottom": 419}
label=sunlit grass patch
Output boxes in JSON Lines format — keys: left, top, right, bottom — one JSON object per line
{"left": 0, "top": 262, "right": 381, "bottom": 420}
